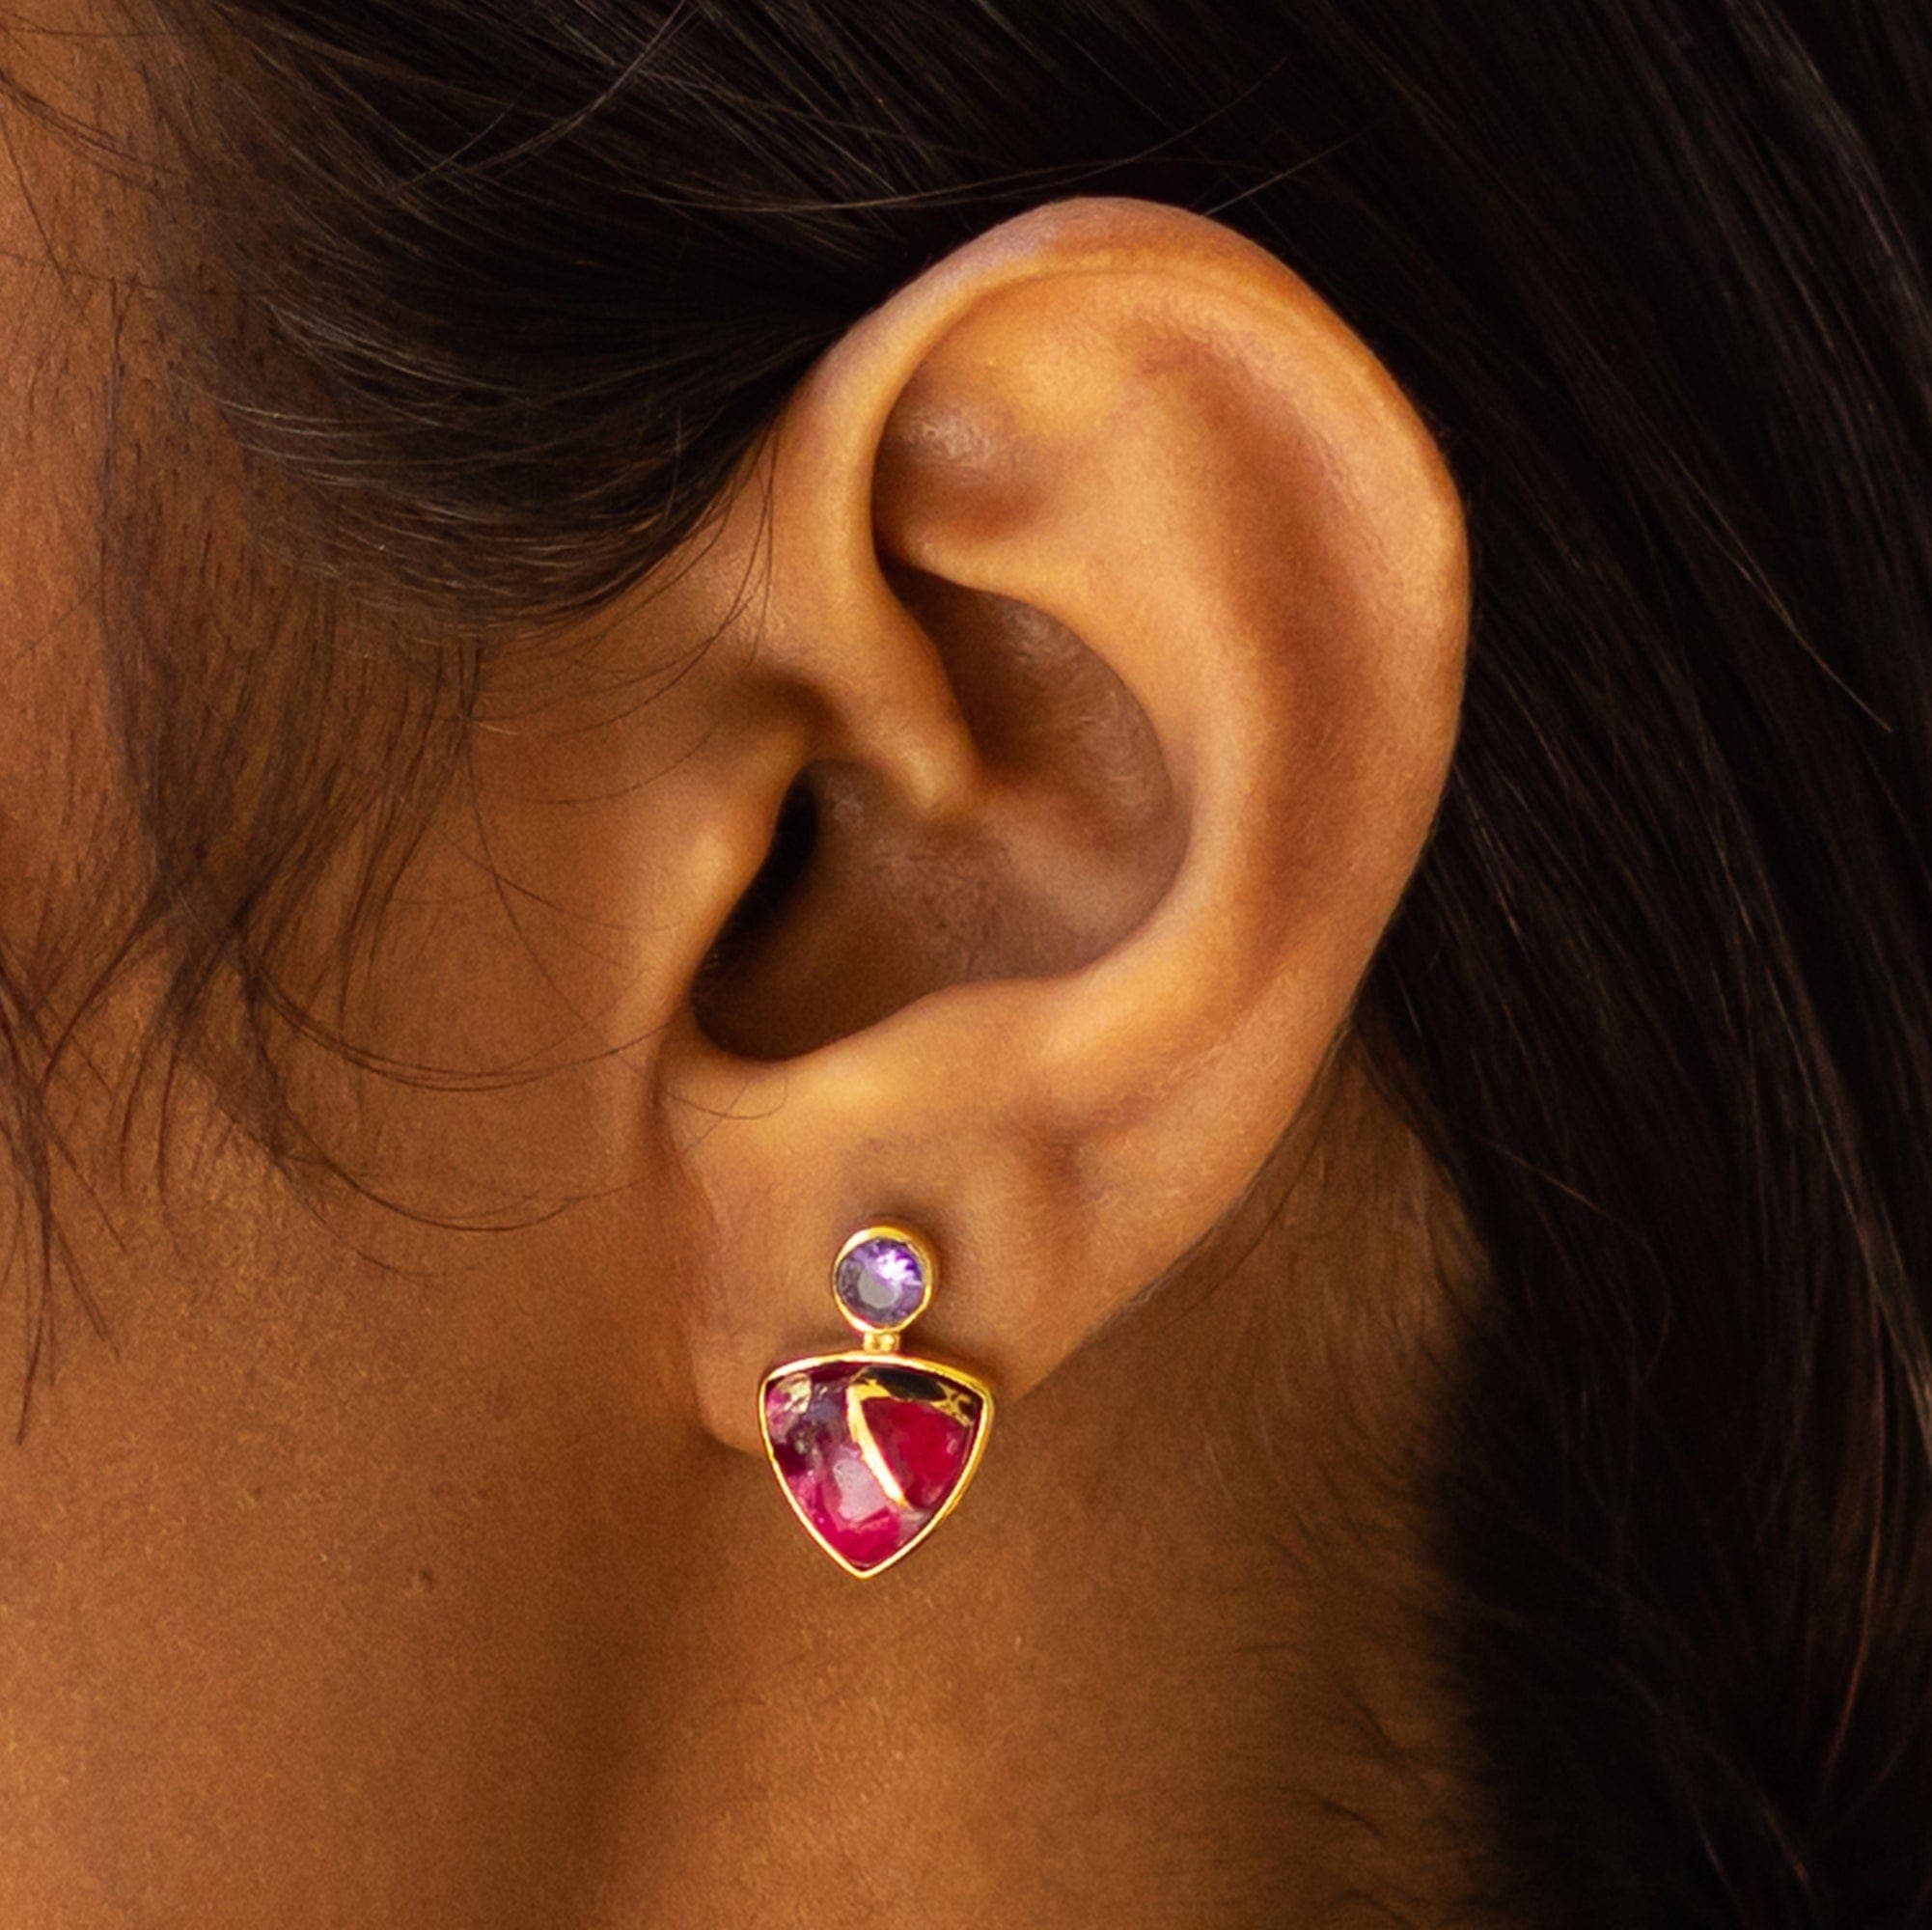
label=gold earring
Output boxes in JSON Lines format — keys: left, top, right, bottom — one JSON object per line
{"left": 758, "top": 1225, "right": 994, "bottom": 1578}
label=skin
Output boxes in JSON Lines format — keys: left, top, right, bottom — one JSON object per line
{"left": 0, "top": 20, "right": 1485, "bottom": 1928}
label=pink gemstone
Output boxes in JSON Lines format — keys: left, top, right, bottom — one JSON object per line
{"left": 761, "top": 1359, "right": 986, "bottom": 1574}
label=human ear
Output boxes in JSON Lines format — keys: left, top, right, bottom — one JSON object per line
{"left": 649, "top": 197, "right": 1467, "bottom": 1453}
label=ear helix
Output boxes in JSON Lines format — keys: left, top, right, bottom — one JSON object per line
{"left": 757, "top": 1225, "right": 995, "bottom": 1579}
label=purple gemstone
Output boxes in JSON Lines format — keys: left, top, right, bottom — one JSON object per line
{"left": 835, "top": 1234, "right": 928, "bottom": 1330}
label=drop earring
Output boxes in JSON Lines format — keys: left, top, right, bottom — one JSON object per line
{"left": 758, "top": 1225, "right": 994, "bottom": 1578}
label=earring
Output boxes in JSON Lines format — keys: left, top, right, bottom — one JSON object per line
{"left": 758, "top": 1224, "right": 995, "bottom": 1578}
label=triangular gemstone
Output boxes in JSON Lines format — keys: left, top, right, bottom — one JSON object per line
{"left": 759, "top": 1355, "right": 990, "bottom": 1576}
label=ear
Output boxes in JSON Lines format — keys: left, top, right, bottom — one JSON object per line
{"left": 655, "top": 197, "right": 1467, "bottom": 1453}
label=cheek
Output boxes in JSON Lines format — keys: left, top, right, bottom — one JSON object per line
{"left": 0, "top": 1092, "right": 700, "bottom": 1925}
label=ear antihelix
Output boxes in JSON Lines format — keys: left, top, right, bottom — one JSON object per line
{"left": 758, "top": 1223, "right": 994, "bottom": 1579}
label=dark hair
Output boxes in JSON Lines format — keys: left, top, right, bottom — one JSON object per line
{"left": 6, "top": 2, "right": 1931, "bottom": 1920}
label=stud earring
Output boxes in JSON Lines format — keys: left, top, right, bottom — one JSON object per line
{"left": 758, "top": 1224, "right": 994, "bottom": 1578}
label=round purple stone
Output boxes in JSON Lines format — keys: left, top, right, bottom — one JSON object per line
{"left": 835, "top": 1233, "right": 929, "bottom": 1330}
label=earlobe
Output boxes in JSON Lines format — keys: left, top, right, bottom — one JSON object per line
{"left": 651, "top": 197, "right": 1467, "bottom": 1458}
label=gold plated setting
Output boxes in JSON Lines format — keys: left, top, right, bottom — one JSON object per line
{"left": 757, "top": 1224, "right": 995, "bottom": 1578}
